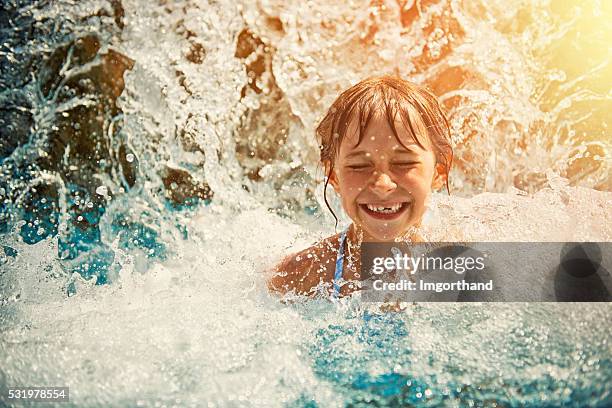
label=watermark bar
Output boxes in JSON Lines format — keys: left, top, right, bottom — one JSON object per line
{"left": 4, "top": 387, "right": 69, "bottom": 403}
{"left": 360, "top": 242, "right": 612, "bottom": 302}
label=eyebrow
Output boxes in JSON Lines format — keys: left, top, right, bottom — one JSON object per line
{"left": 345, "top": 146, "right": 419, "bottom": 159}
{"left": 345, "top": 151, "right": 369, "bottom": 159}
{"left": 392, "top": 144, "right": 419, "bottom": 153}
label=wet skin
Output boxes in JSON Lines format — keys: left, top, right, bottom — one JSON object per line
{"left": 271, "top": 113, "right": 444, "bottom": 297}
{"left": 328, "top": 112, "right": 443, "bottom": 242}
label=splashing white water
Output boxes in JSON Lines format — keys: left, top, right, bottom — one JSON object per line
{"left": 1, "top": 0, "right": 611, "bottom": 406}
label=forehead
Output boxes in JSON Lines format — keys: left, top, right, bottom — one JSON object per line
{"left": 339, "top": 111, "right": 432, "bottom": 157}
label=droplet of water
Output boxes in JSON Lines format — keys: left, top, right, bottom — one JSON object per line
{"left": 126, "top": 153, "right": 135, "bottom": 163}
{"left": 96, "top": 186, "right": 108, "bottom": 196}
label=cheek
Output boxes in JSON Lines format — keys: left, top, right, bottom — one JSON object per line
{"left": 338, "top": 172, "right": 368, "bottom": 194}
{"left": 400, "top": 170, "right": 433, "bottom": 196}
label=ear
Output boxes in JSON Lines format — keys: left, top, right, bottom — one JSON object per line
{"left": 431, "top": 163, "right": 447, "bottom": 191}
{"left": 323, "top": 161, "right": 340, "bottom": 193}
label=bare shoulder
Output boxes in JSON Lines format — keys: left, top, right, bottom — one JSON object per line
{"left": 269, "top": 233, "right": 343, "bottom": 296}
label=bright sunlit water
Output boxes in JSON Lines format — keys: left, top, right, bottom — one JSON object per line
{"left": 1, "top": 0, "right": 611, "bottom": 406}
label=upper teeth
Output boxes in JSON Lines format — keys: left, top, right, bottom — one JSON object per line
{"left": 366, "top": 203, "right": 403, "bottom": 213}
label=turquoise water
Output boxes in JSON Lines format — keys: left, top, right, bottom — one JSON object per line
{"left": 304, "top": 305, "right": 611, "bottom": 407}
{"left": 1, "top": 0, "right": 611, "bottom": 406}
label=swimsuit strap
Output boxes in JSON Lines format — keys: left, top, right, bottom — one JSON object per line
{"left": 333, "top": 227, "right": 350, "bottom": 297}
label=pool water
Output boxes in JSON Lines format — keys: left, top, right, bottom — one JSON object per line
{"left": 1, "top": 0, "right": 611, "bottom": 406}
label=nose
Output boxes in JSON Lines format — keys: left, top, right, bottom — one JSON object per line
{"left": 371, "top": 171, "right": 397, "bottom": 195}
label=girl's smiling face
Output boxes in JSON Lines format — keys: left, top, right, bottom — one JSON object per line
{"left": 329, "top": 112, "right": 442, "bottom": 242}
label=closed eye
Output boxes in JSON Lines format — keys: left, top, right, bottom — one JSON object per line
{"left": 392, "top": 162, "right": 419, "bottom": 167}
{"left": 346, "top": 164, "right": 372, "bottom": 170}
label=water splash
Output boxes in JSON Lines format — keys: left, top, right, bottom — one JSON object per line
{"left": 1, "top": 0, "right": 611, "bottom": 406}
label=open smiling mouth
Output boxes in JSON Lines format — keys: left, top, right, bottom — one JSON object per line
{"left": 359, "top": 202, "right": 410, "bottom": 220}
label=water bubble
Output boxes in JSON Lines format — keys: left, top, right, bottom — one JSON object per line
{"left": 96, "top": 186, "right": 108, "bottom": 196}
{"left": 559, "top": 99, "right": 571, "bottom": 110}
{"left": 548, "top": 70, "right": 566, "bottom": 82}
{"left": 126, "top": 153, "right": 135, "bottom": 162}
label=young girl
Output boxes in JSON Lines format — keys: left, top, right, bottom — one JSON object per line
{"left": 270, "top": 75, "right": 453, "bottom": 298}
